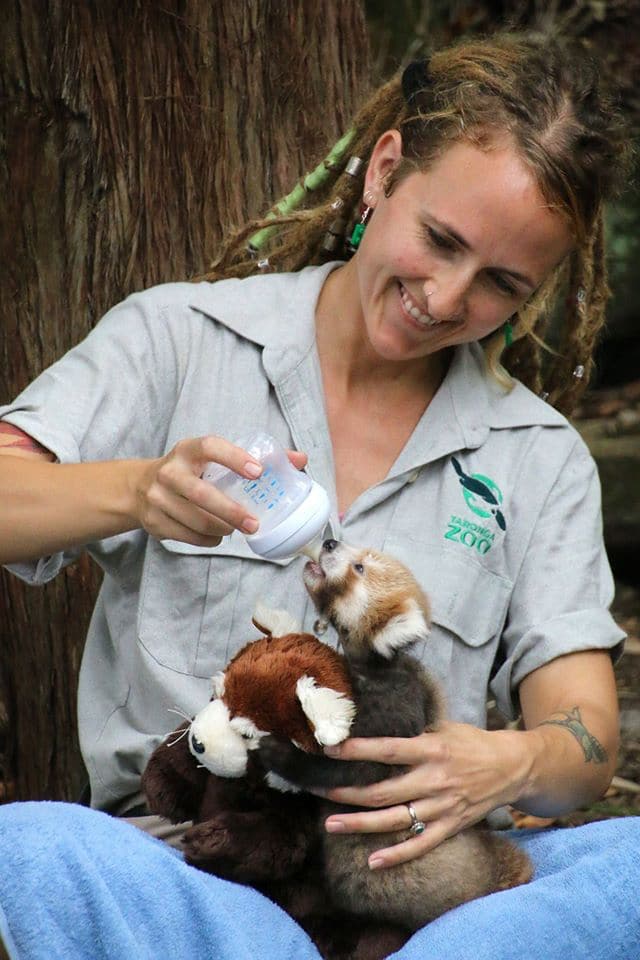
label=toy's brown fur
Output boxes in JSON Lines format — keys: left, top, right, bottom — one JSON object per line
{"left": 221, "top": 632, "right": 352, "bottom": 753}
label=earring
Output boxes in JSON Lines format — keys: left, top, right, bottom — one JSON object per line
{"left": 347, "top": 200, "right": 374, "bottom": 252}
{"left": 504, "top": 321, "right": 514, "bottom": 347}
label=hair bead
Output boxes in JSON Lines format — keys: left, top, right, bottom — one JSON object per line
{"left": 345, "top": 156, "right": 364, "bottom": 177}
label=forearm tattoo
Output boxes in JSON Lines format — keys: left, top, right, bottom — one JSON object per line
{"left": 539, "top": 707, "right": 608, "bottom": 764}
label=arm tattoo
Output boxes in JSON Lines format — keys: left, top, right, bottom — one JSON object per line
{"left": 0, "top": 422, "right": 52, "bottom": 457}
{"left": 539, "top": 707, "right": 608, "bottom": 764}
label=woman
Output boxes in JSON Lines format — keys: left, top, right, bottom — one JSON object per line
{"left": 0, "top": 31, "right": 637, "bottom": 960}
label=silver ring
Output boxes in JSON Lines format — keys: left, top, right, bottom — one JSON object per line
{"left": 406, "top": 802, "right": 426, "bottom": 835}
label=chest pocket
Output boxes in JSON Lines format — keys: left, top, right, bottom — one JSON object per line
{"left": 137, "top": 532, "right": 298, "bottom": 678}
{"left": 382, "top": 536, "right": 512, "bottom": 722}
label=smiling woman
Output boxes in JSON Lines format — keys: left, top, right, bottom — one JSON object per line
{"left": 0, "top": 28, "right": 637, "bottom": 960}
{"left": 316, "top": 132, "right": 573, "bottom": 372}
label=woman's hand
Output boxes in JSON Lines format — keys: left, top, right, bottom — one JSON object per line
{"left": 320, "top": 722, "right": 528, "bottom": 870}
{"left": 134, "top": 435, "right": 307, "bottom": 546}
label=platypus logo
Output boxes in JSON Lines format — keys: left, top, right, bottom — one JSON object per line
{"left": 451, "top": 457, "right": 506, "bottom": 531}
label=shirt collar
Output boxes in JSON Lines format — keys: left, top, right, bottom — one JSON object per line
{"left": 189, "top": 262, "right": 338, "bottom": 382}
{"left": 190, "top": 263, "right": 567, "bottom": 472}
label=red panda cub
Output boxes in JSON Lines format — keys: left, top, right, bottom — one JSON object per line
{"left": 259, "top": 539, "right": 532, "bottom": 931}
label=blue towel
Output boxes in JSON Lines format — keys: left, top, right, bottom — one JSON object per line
{"left": 397, "top": 818, "right": 640, "bottom": 960}
{"left": 0, "top": 802, "right": 639, "bottom": 960}
{"left": 0, "top": 802, "right": 319, "bottom": 960}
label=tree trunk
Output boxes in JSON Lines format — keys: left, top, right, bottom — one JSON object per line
{"left": 0, "top": 0, "right": 370, "bottom": 802}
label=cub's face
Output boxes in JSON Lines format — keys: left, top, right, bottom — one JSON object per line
{"left": 303, "top": 540, "right": 430, "bottom": 659}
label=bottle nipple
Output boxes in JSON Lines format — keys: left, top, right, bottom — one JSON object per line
{"left": 297, "top": 538, "right": 323, "bottom": 561}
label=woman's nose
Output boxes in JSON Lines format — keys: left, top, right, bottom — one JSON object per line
{"left": 423, "top": 269, "right": 472, "bottom": 322}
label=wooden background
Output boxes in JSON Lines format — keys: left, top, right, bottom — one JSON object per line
{"left": 0, "top": 0, "right": 371, "bottom": 802}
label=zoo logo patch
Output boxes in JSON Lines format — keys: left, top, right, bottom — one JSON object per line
{"left": 444, "top": 457, "right": 506, "bottom": 555}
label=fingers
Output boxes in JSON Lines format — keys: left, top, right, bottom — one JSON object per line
{"left": 324, "top": 790, "right": 451, "bottom": 832}
{"left": 325, "top": 801, "right": 421, "bottom": 835}
{"left": 286, "top": 449, "right": 308, "bottom": 470}
{"left": 324, "top": 801, "right": 459, "bottom": 869}
{"left": 137, "top": 435, "right": 309, "bottom": 546}
{"left": 367, "top": 817, "right": 457, "bottom": 870}
{"left": 138, "top": 436, "right": 261, "bottom": 542}
{"left": 325, "top": 732, "right": 449, "bottom": 766}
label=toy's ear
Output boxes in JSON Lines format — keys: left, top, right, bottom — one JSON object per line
{"left": 295, "top": 675, "right": 356, "bottom": 747}
{"left": 372, "top": 599, "right": 430, "bottom": 660}
{"left": 212, "top": 671, "right": 226, "bottom": 698}
{"left": 252, "top": 601, "right": 302, "bottom": 637}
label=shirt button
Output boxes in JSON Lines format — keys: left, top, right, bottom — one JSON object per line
{"left": 407, "top": 469, "right": 421, "bottom": 483}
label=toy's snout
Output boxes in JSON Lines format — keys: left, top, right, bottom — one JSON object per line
{"left": 188, "top": 699, "right": 250, "bottom": 778}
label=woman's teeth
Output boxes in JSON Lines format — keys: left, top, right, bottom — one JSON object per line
{"left": 399, "top": 284, "right": 440, "bottom": 327}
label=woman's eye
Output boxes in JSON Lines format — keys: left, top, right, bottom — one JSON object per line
{"left": 423, "top": 226, "right": 456, "bottom": 252}
{"left": 353, "top": 563, "right": 365, "bottom": 575}
{"left": 489, "top": 272, "right": 518, "bottom": 297}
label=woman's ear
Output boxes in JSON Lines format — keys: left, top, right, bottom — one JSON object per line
{"left": 364, "top": 129, "right": 403, "bottom": 196}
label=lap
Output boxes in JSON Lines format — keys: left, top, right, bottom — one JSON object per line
{"left": 0, "top": 801, "right": 320, "bottom": 960}
{"left": 0, "top": 802, "right": 638, "bottom": 960}
{"left": 395, "top": 819, "right": 640, "bottom": 960}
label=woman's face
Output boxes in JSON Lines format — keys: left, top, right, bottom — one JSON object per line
{"left": 350, "top": 131, "right": 573, "bottom": 364}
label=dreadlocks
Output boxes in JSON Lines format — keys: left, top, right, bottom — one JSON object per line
{"left": 200, "top": 32, "right": 631, "bottom": 415}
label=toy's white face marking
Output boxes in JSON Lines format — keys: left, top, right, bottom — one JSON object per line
{"left": 229, "top": 715, "right": 269, "bottom": 747}
{"left": 295, "top": 675, "right": 356, "bottom": 746}
{"left": 188, "top": 699, "right": 249, "bottom": 778}
{"left": 372, "top": 598, "right": 430, "bottom": 659}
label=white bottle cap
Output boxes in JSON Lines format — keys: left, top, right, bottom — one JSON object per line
{"left": 245, "top": 480, "right": 330, "bottom": 560}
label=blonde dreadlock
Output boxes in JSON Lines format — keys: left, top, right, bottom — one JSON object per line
{"left": 200, "top": 32, "right": 631, "bottom": 416}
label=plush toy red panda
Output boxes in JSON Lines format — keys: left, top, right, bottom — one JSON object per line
{"left": 142, "top": 606, "right": 409, "bottom": 960}
{"left": 186, "top": 603, "right": 355, "bottom": 781}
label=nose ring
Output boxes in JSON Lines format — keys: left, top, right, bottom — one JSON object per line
{"left": 424, "top": 289, "right": 434, "bottom": 297}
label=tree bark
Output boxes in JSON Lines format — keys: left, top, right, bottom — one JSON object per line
{"left": 0, "top": 0, "right": 370, "bottom": 802}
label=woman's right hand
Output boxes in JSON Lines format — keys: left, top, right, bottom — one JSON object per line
{"left": 134, "top": 436, "right": 307, "bottom": 547}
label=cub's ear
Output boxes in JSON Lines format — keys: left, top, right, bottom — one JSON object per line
{"left": 372, "top": 600, "right": 430, "bottom": 659}
{"left": 252, "top": 601, "right": 302, "bottom": 637}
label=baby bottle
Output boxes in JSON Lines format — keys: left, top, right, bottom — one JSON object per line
{"left": 201, "top": 432, "right": 330, "bottom": 560}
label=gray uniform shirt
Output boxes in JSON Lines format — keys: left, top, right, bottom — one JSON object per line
{"left": 1, "top": 262, "right": 624, "bottom": 811}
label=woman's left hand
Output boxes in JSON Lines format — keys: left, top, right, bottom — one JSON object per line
{"left": 320, "top": 721, "right": 527, "bottom": 869}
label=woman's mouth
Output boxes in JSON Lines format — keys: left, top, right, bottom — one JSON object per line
{"left": 398, "top": 283, "right": 441, "bottom": 328}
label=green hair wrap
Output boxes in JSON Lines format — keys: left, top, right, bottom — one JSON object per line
{"left": 248, "top": 128, "right": 356, "bottom": 252}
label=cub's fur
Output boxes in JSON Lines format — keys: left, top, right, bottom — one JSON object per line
{"left": 259, "top": 539, "right": 532, "bottom": 930}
